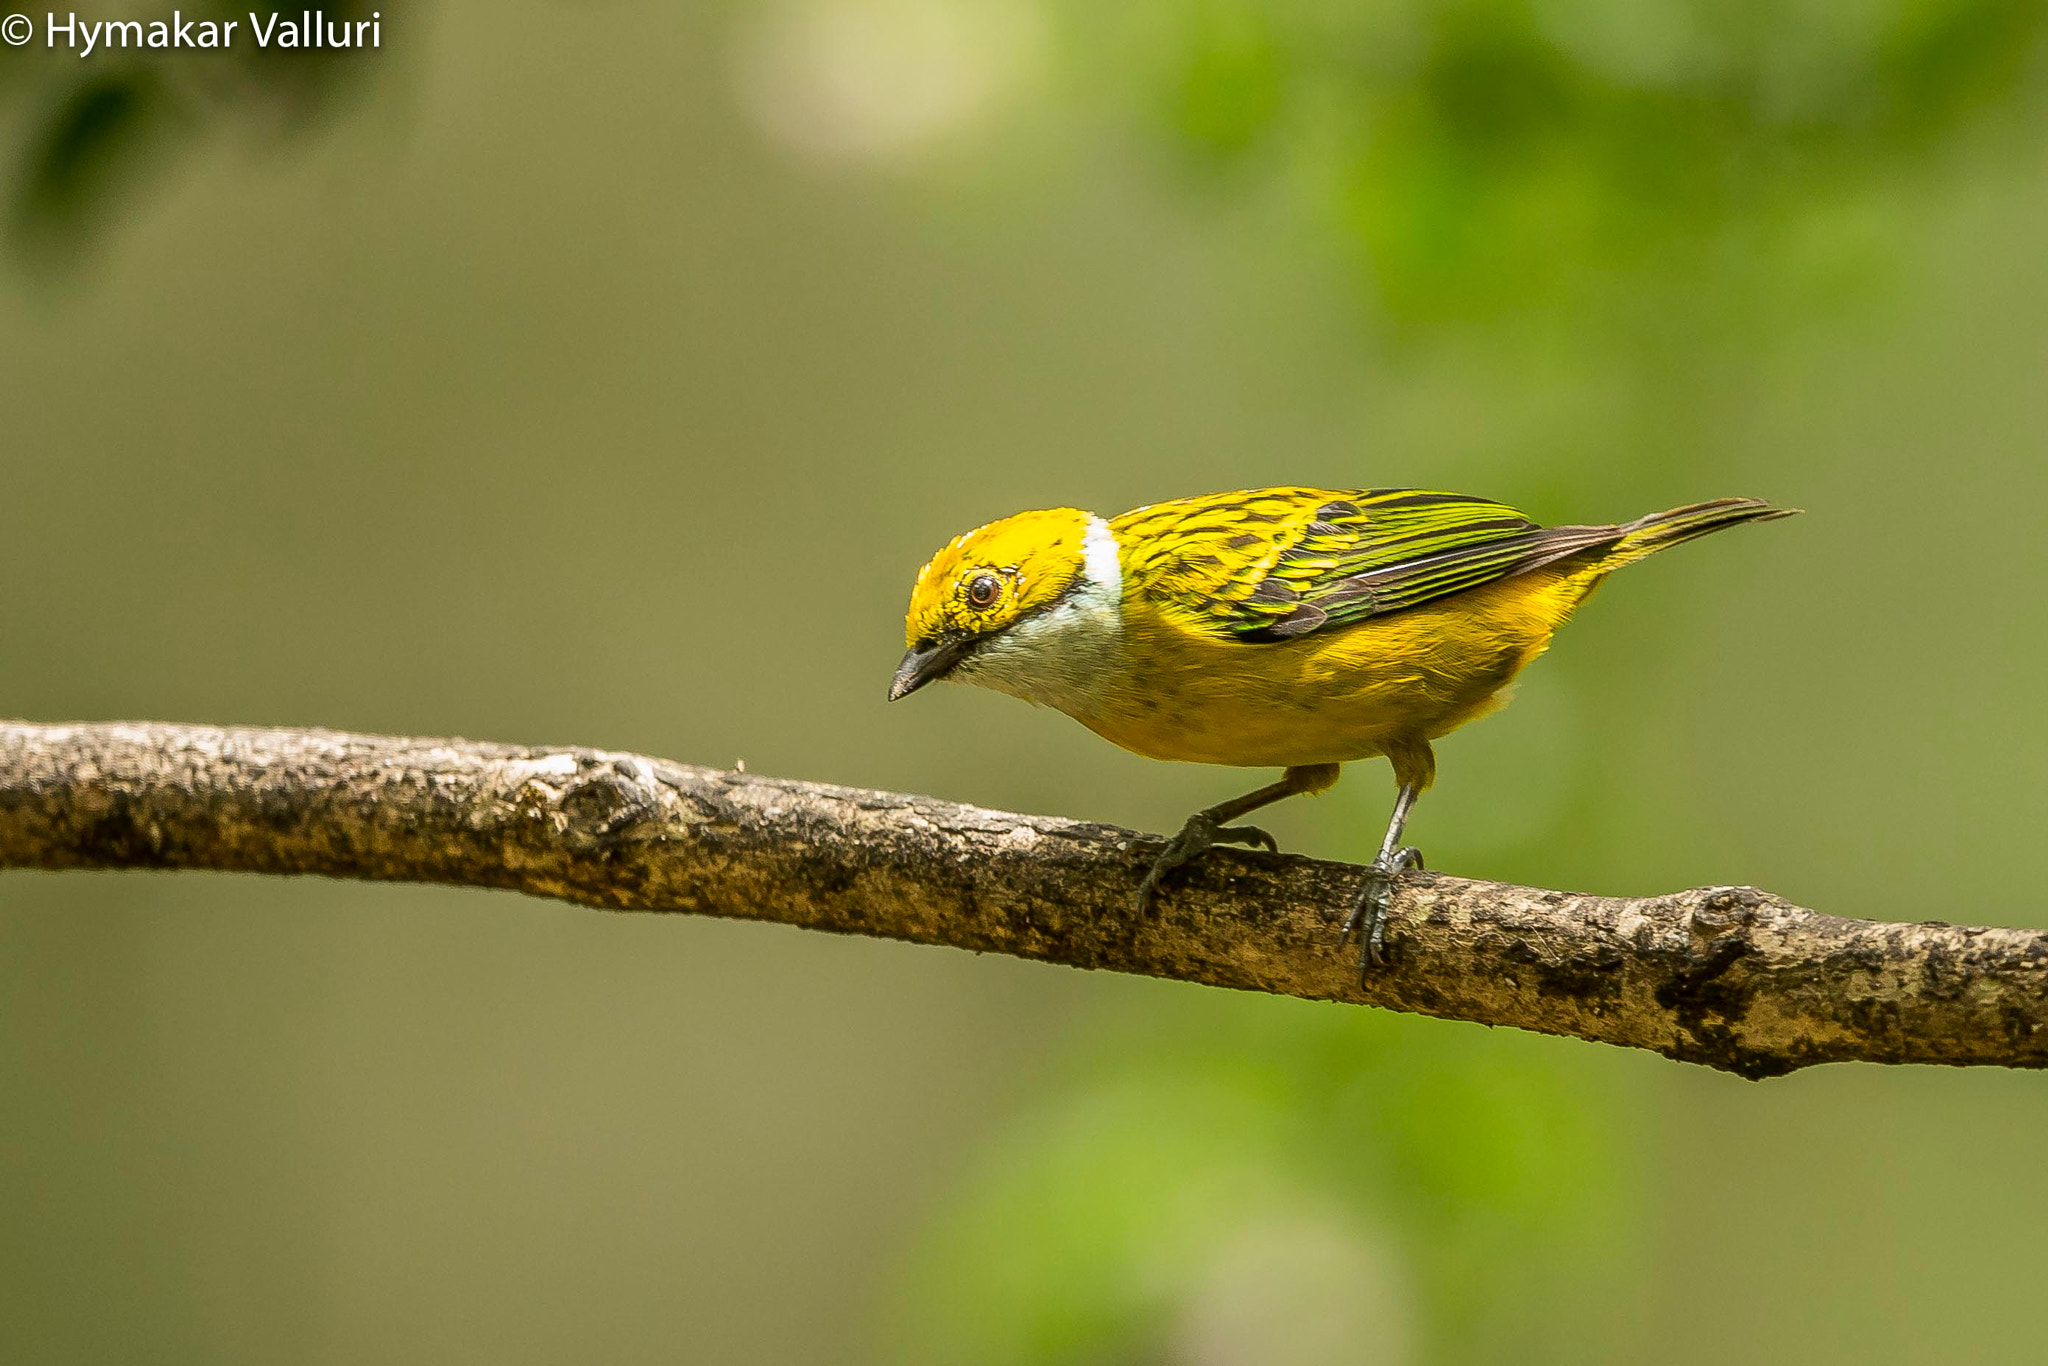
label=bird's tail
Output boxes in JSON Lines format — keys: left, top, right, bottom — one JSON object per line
{"left": 1599, "top": 497, "right": 1800, "bottom": 572}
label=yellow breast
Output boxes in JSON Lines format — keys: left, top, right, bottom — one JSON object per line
{"left": 1079, "top": 564, "right": 1598, "bottom": 771}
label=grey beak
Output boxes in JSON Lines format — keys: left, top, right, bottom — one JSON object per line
{"left": 889, "top": 634, "right": 975, "bottom": 701}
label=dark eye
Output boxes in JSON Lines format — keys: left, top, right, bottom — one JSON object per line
{"left": 966, "top": 573, "right": 1001, "bottom": 609}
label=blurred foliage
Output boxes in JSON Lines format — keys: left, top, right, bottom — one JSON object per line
{"left": 1067, "top": 0, "right": 2048, "bottom": 323}
{"left": 1, "top": 0, "right": 387, "bottom": 269}
{"left": 11, "top": 0, "right": 2046, "bottom": 317}
{"left": 882, "top": 991, "right": 1636, "bottom": 1364}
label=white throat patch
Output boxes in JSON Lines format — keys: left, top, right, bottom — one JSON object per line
{"left": 950, "top": 515, "right": 1123, "bottom": 721}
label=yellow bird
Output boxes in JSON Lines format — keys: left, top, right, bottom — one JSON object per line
{"left": 890, "top": 487, "right": 1796, "bottom": 975}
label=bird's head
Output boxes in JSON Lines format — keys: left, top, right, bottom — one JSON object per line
{"left": 891, "top": 507, "right": 1112, "bottom": 702}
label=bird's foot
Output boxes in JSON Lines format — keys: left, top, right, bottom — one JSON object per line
{"left": 1338, "top": 846, "right": 1424, "bottom": 978}
{"left": 1136, "top": 813, "right": 1279, "bottom": 916}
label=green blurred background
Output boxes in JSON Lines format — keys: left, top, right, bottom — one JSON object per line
{"left": 4, "top": 1, "right": 2047, "bottom": 1361}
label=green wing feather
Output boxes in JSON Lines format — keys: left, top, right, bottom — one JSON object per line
{"left": 1112, "top": 488, "right": 1622, "bottom": 642}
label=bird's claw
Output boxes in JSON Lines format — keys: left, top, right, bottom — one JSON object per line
{"left": 1338, "top": 845, "right": 1423, "bottom": 978}
{"left": 1217, "top": 823, "right": 1280, "bottom": 854}
{"left": 1135, "top": 815, "right": 1279, "bottom": 916}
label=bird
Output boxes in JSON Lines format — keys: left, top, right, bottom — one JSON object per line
{"left": 889, "top": 487, "right": 1797, "bottom": 977}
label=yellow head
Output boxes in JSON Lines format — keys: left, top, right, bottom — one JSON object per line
{"left": 890, "top": 507, "right": 1121, "bottom": 706}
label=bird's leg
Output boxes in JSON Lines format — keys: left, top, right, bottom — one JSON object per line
{"left": 1339, "top": 783, "right": 1423, "bottom": 976}
{"left": 1137, "top": 764, "right": 1337, "bottom": 916}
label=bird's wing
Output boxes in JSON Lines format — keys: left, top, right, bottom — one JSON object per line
{"left": 1111, "top": 488, "right": 1622, "bottom": 641}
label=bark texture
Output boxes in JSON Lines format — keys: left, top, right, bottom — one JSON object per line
{"left": 2, "top": 720, "right": 2043, "bottom": 1078}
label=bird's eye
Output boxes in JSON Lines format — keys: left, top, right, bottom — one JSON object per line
{"left": 966, "top": 573, "right": 1001, "bottom": 609}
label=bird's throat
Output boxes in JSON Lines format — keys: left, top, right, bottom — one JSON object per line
{"left": 950, "top": 515, "right": 1124, "bottom": 720}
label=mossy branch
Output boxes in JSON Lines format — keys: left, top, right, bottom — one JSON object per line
{"left": 2, "top": 720, "right": 2042, "bottom": 1078}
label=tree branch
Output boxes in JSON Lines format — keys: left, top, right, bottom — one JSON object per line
{"left": 2, "top": 720, "right": 2042, "bottom": 1078}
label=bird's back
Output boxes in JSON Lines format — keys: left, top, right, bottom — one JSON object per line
{"left": 1108, "top": 487, "right": 1630, "bottom": 641}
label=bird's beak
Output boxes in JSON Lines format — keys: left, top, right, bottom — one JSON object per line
{"left": 889, "top": 634, "right": 975, "bottom": 701}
